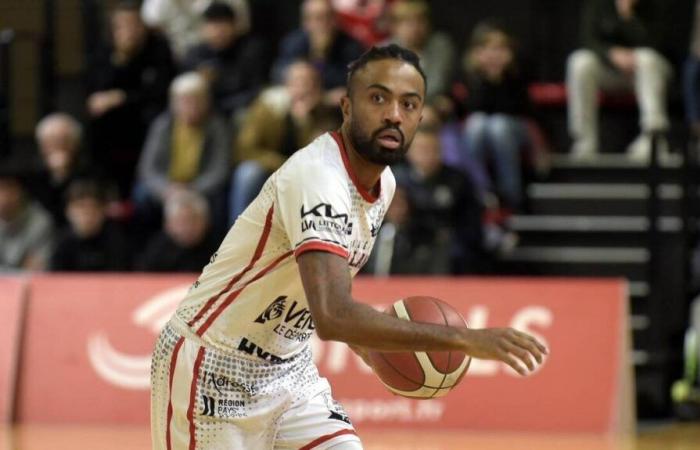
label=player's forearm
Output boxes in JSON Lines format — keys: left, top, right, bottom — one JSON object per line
{"left": 316, "top": 299, "right": 467, "bottom": 353}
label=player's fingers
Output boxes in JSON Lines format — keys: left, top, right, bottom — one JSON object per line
{"left": 514, "top": 331, "right": 548, "bottom": 356}
{"left": 504, "top": 342, "right": 535, "bottom": 371}
{"left": 512, "top": 336, "right": 544, "bottom": 364}
{"left": 501, "top": 353, "right": 528, "bottom": 376}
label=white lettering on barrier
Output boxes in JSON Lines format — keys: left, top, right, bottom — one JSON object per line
{"left": 341, "top": 398, "right": 445, "bottom": 423}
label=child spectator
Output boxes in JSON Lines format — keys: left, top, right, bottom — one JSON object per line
{"left": 50, "top": 180, "right": 131, "bottom": 271}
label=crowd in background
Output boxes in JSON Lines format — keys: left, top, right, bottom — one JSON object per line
{"left": 1, "top": 0, "right": 698, "bottom": 275}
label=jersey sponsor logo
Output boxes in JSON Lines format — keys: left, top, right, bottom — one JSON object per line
{"left": 300, "top": 203, "right": 353, "bottom": 235}
{"left": 201, "top": 394, "right": 246, "bottom": 418}
{"left": 254, "top": 296, "right": 287, "bottom": 324}
{"left": 203, "top": 370, "right": 259, "bottom": 396}
{"left": 254, "top": 296, "right": 316, "bottom": 343}
{"left": 237, "top": 337, "right": 289, "bottom": 364}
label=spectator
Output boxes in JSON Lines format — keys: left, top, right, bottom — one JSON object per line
{"left": 50, "top": 180, "right": 131, "bottom": 271}
{"left": 87, "top": 1, "right": 176, "bottom": 197}
{"left": 138, "top": 190, "right": 218, "bottom": 272}
{"left": 141, "top": 0, "right": 251, "bottom": 60}
{"left": 31, "top": 113, "right": 98, "bottom": 226}
{"left": 272, "top": 0, "right": 365, "bottom": 105}
{"left": 458, "top": 21, "right": 534, "bottom": 211}
{"left": 393, "top": 126, "right": 484, "bottom": 274}
{"left": 386, "top": 0, "right": 456, "bottom": 102}
{"left": 181, "top": 2, "right": 267, "bottom": 118}
{"left": 0, "top": 169, "right": 54, "bottom": 271}
{"left": 135, "top": 72, "right": 230, "bottom": 229}
{"left": 229, "top": 60, "right": 341, "bottom": 222}
{"left": 684, "top": 0, "right": 700, "bottom": 137}
{"left": 566, "top": 0, "right": 671, "bottom": 162}
{"left": 332, "top": 0, "right": 395, "bottom": 47}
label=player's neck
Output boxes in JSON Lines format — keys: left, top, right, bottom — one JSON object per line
{"left": 339, "top": 127, "right": 385, "bottom": 196}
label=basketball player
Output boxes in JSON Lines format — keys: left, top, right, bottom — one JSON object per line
{"left": 151, "top": 44, "right": 547, "bottom": 450}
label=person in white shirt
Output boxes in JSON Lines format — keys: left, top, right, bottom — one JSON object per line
{"left": 150, "top": 44, "right": 547, "bottom": 450}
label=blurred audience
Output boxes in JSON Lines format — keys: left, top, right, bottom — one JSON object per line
{"left": 272, "top": 0, "right": 364, "bottom": 105}
{"left": 456, "top": 21, "right": 533, "bottom": 212}
{"left": 31, "top": 113, "right": 98, "bottom": 226}
{"left": 141, "top": 0, "right": 251, "bottom": 60}
{"left": 181, "top": 2, "right": 266, "bottom": 118}
{"left": 87, "top": 0, "right": 175, "bottom": 197}
{"left": 229, "top": 60, "right": 341, "bottom": 223}
{"left": 50, "top": 180, "right": 130, "bottom": 271}
{"left": 138, "top": 190, "right": 219, "bottom": 272}
{"left": 386, "top": 0, "right": 456, "bottom": 103}
{"left": 135, "top": 72, "right": 230, "bottom": 228}
{"left": 0, "top": 169, "right": 54, "bottom": 271}
{"left": 566, "top": 0, "right": 671, "bottom": 162}
{"left": 332, "top": 0, "right": 395, "bottom": 47}
{"left": 393, "top": 126, "right": 485, "bottom": 274}
{"left": 684, "top": 0, "right": 700, "bottom": 137}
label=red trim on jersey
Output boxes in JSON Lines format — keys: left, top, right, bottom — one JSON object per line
{"left": 295, "top": 241, "right": 349, "bottom": 259}
{"left": 299, "top": 429, "right": 358, "bottom": 450}
{"left": 187, "top": 347, "right": 206, "bottom": 450}
{"left": 195, "top": 250, "right": 294, "bottom": 336}
{"left": 330, "top": 130, "right": 381, "bottom": 203}
{"left": 166, "top": 337, "right": 185, "bottom": 450}
{"left": 188, "top": 206, "right": 275, "bottom": 328}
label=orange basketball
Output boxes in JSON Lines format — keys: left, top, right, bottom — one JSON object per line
{"left": 367, "top": 296, "right": 471, "bottom": 399}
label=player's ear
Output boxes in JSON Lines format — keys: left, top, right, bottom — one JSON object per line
{"left": 340, "top": 94, "right": 351, "bottom": 121}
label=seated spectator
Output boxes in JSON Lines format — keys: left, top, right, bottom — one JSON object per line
{"left": 51, "top": 180, "right": 131, "bottom": 271}
{"left": 141, "top": 0, "right": 251, "bottom": 60}
{"left": 386, "top": 0, "right": 456, "bottom": 103}
{"left": 566, "top": 0, "right": 671, "bottom": 162}
{"left": 456, "top": 21, "right": 534, "bottom": 212}
{"left": 181, "top": 2, "right": 266, "bottom": 118}
{"left": 393, "top": 126, "right": 485, "bottom": 274}
{"left": 135, "top": 72, "right": 230, "bottom": 230}
{"left": 272, "top": 0, "right": 365, "bottom": 105}
{"left": 684, "top": 0, "right": 700, "bottom": 137}
{"left": 229, "top": 60, "right": 341, "bottom": 223}
{"left": 0, "top": 168, "right": 54, "bottom": 271}
{"left": 138, "top": 190, "right": 219, "bottom": 272}
{"left": 333, "top": 0, "right": 395, "bottom": 47}
{"left": 87, "top": 0, "right": 176, "bottom": 197}
{"left": 30, "top": 113, "right": 99, "bottom": 226}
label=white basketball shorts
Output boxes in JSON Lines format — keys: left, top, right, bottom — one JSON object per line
{"left": 151, "top": 319, "right": 360, "bottom": 449}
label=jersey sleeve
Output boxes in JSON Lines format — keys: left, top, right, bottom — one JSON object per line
{"left": 277, "top": 161, "right": 353, "bottom": 259}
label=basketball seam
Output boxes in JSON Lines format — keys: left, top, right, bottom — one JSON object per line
{"left": 429, "top": 298, "right": 451, "bottom": 399}
{"left": 377, "top": 351, "right": 425, "bottom": 387}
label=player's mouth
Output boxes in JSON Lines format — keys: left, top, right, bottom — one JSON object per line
{"left": 375, "top": 129, "right": 403, "bottom": 150}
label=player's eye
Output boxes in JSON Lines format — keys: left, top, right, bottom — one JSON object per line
{"left": 403, "top": 100, "right": 417, "bottom": 110}
{"left": 371, "top": 93, "right": 385, "bottom": 104}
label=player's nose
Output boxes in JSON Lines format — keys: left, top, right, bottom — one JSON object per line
{"left": 382, "top": 100, "right": 402, "bottom": 125}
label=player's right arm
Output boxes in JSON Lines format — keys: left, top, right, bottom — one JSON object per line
{"left": 297, "top": 250, "right": 547, "bottom": 376}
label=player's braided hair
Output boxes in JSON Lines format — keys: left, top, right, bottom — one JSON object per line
{"left": 346, "top": 44, "right": 427, "bottom": 96}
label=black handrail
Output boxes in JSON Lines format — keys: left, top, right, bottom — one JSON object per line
{"left": 39, "top": 0, "right": 56, "bottom": 117}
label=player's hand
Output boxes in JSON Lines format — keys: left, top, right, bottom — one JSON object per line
{"left": 460, "top": 328, "right": 548, "bottom": 376}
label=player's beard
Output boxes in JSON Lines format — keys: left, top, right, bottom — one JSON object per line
{"left": 348, "top": 121, "right": 409, "bottom": 166}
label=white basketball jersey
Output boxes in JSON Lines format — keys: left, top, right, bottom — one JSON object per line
{"left": 173, "top": 131, "right": 395, "bottom": 361}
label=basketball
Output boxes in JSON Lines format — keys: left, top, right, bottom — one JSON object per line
{"left": 367, "top": 296, "right": 471, "bottom": 399}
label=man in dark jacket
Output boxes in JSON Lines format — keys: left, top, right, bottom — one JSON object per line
{"left": 86, "top": 0, "right": 176, "bottom": 197}
{"left": 272, "top": 0, "right": 365, "bottom": 105}
{"left": 138, "top": 189, "right": 218, "bottom": 272}
{"left": 181, "top": 2, "right": 267, "bottom": 117}
{"left": 566, "top": 0, "right": 671, "bottom": 163}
